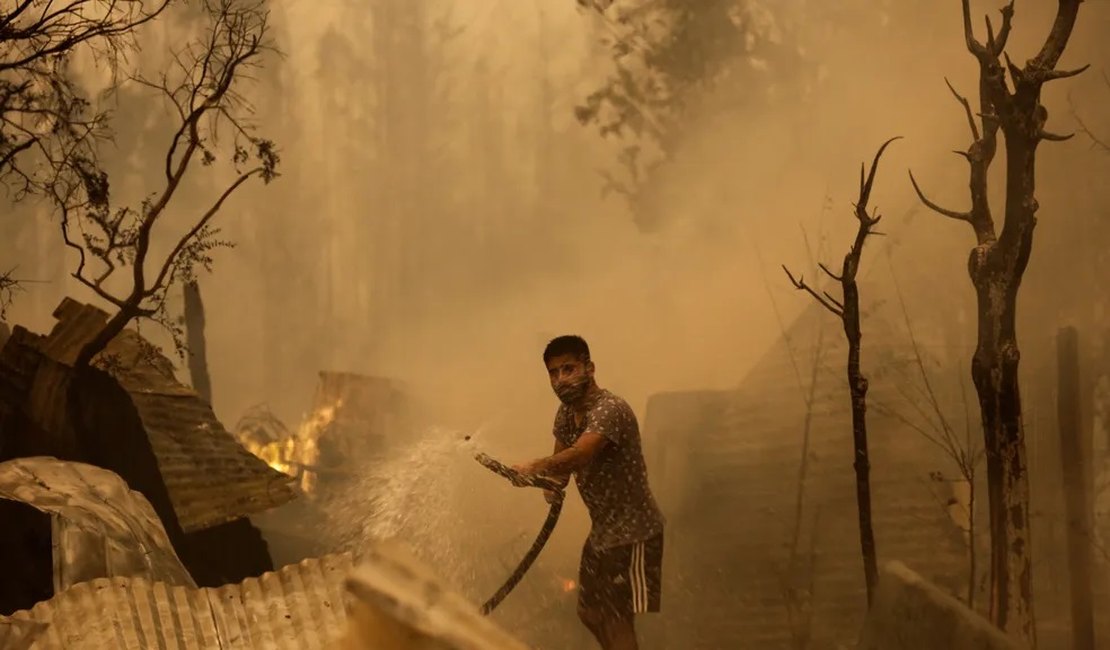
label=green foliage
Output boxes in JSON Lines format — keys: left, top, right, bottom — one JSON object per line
{"left": 575, "top": 0, "right": 803, "bottom": 229}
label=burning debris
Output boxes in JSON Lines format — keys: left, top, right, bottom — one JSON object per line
{"left": 234, "top": 371, "right": 411, "bottom": 497}
{"left": 0, "top": 299, "right": 529, "bottom": 648}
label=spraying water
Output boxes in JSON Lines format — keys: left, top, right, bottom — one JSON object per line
{"left": 319, "top": 426, "right": 532, "bottom": 590}
{"left": 312, "top": 423, "right": 589, "bottom": 646}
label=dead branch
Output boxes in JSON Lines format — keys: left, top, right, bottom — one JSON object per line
{"left": 783, "top": 266, "right": 843, "bottom": 318}
{"left": 46, "top": 0, "right": 279, "bottom": 368}
{"left": 782, "top": 137, "right": 899, "bottom": 608}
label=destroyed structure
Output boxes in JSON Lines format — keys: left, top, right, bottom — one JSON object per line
{"left": 0, "top": 299, "right": 297, "bottom": 613}
{"left": 642, "top": 302, "right": 970, "bottom": 649}
{"left": 0, "top": 457, "right": 196, "bottom": 606}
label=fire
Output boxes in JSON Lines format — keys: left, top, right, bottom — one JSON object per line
{"left": 562, "top": 579, "right": 577, "bottom": 593}
{"left": 237, "top": 399, "right": 345, "bottom": 494}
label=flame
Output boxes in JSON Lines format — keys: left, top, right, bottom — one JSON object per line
{"left": 237, "top": 398, "right": 346, "bottom": 496}
{"left": 562, "top": 579, "right": 577, "bottom": 593}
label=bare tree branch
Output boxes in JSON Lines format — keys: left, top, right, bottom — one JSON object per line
{"left": 907, "top": 171, "right": 972, "bottom": 223}
{"left": 915, "top": 0, "right": 1084, "bottom": 638}
{"left": 782, "top": 137, "right": 899, "bottom": 607}
{"left": 783, "top": 266, "right": 843, "bottom": 318}
{"left": 0, "top": 0, "right": 173, "bottom": 200}
{"left": 46, "top": 0, "right": 280, "bottom": 368}
{"left": 1031, "top": 0, "right": 1083, "bottom": 74}
{"left": 946, "top": 78, "right": 981, "bottom": 141}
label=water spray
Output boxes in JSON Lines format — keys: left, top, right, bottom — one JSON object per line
{"left": 471, "top": 445, "right": 565, "bottom": 616}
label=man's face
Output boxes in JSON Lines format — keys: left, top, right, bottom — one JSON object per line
{"left": 545, "top": 353, "right": 594, "bottom": 404}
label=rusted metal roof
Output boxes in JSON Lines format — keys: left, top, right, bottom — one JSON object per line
{"left": 0, "top": 553, "right": 358, "bottom": 649}
{"left": 0, "top": 457, "right": 195, "bottom": 592}
{"left": 28, "top": 298, "right": 296, "bottom": 532}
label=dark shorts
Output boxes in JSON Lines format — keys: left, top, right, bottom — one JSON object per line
{"left": 578, "top": 533, "right": 663, "bottom": 618}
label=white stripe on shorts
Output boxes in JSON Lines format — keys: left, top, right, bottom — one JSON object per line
{"left": 629, "top": 541, "right": 648, "bottom": 613}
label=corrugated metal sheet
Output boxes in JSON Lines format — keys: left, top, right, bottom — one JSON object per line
{"left": 0, "top": 618, "right": 48, "bottom": 650}
{"left": 28, "top": 299, "right": 296, "bottom": 533}
{"left": 0, "top": 553, "right": 358, "bottom": 649}
{"left": 344, "top": 541, "right": 529, "bottom": 650}
{"left": 0, "top": 457, "right": 195, "bottom": 592}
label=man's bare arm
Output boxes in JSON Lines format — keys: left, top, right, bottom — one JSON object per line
{"left": 525, "top": 432, "right": 608, "bottom": 477}
{"left": 549, "top": 439, "right": 572, "bottom": 487}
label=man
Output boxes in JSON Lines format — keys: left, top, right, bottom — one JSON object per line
{"left": 513, "top": 335, "right": 665, "bottom": 650}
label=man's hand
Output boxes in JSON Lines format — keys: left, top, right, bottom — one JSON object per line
{"left": 510, "top": 460, "right": 543, "bottom": 487}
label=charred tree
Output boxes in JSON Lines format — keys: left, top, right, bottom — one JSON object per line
{"left": 908, "top": 1, "right": 1084, "bottom": 641}
{"left": 183, "top": 280, "right": 213, "bottom": 404}
{"left": 784, "top": 137, "right": 900, "bottom": 606}
{"left": 50, "top": 0, "right": 279, "bottom": 370}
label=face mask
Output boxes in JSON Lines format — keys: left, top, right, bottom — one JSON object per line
{"left": 554, "top": 375, "right": 591, "bottom": 405}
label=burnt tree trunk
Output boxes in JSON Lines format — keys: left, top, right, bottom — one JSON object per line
{"left": 970, "top": 269, "right": 1032, "bottom": 636}
{"left": 786, "top": 138, "right": 898, "bottom": 607}
{"left": 843, "top": 271, "right": 878, "bottom": 604}
{"left": 183, "top": 280, "right": 212, "bottom": 404}
{"left": 908, "top": 3, "right": 1083, "bottom": 640}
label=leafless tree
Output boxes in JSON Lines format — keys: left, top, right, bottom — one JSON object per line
{"left": 872, "top": 256, "right": 985, "bottom": 610}
{"left": 783, "top": 137, "right": 900, "bottom": 606}
{"left": 0, "top": 0, "right": 172, "bottom": 198}
{"left": 50, "top": 0, "right": 278, "bottom": 369}
{"left": 907, "top": 0, "right": 1084, "bottom": 641}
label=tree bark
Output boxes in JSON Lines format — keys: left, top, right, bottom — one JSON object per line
{"left": 843, "top": 273, "right": 878, "bottom": 605}
{"left": 972, "top": 115, "right": 1038, "bottom": 645}
{"left": 970, "top": 283, "right": 1032, "bottom": 639}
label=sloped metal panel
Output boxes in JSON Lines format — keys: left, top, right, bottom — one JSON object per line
{"left": 345, "top": 541, "right": 530, "bottom": 650}
{"left": 0, "top": 457, "right": 195, "bottom": 592}
{"left": 29, "top": 299, "right": 297, "bottom": 533}
{"left": 0, "top": 553, "right": 358, "bottom": 649}
{"left": 0, "top": 618, "right": 48, "bottom": 650}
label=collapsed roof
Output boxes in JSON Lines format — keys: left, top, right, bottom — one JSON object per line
{"left": 0, "top": 298, "right": 296, "bottom": 533}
